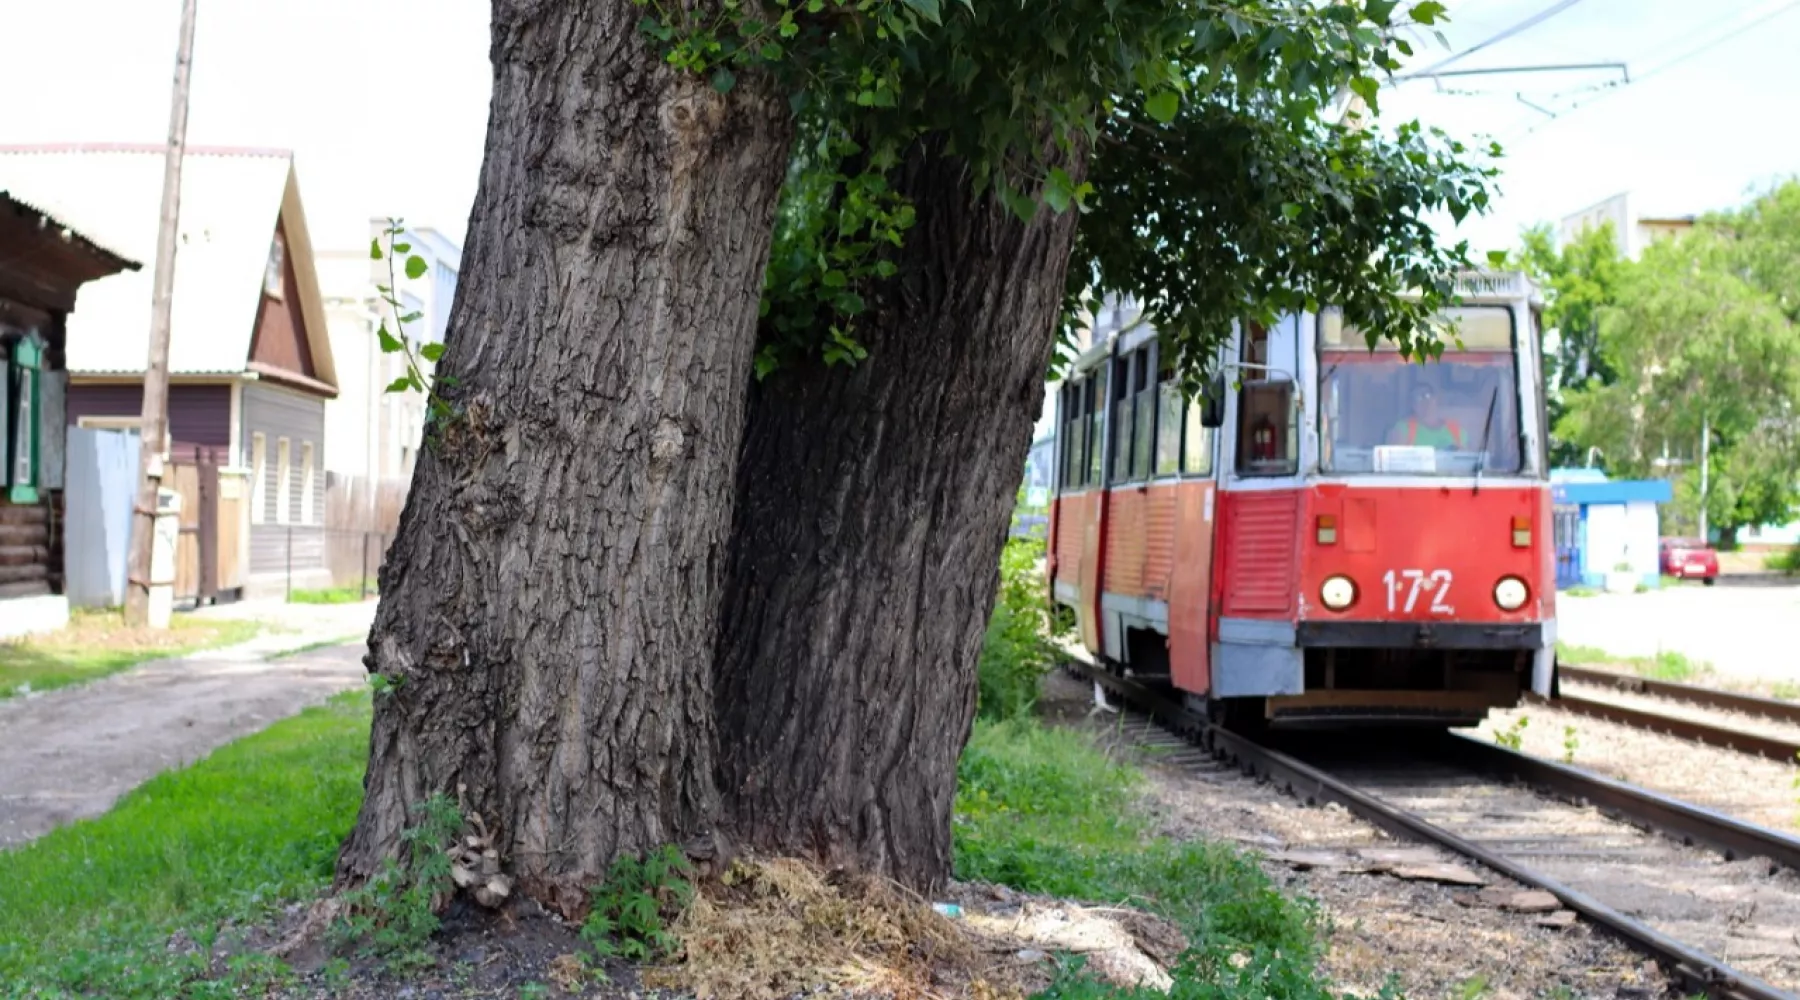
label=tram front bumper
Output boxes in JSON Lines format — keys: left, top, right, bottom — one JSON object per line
{"left": 1296, "top": 620, "right": 1544, "bottom": 650}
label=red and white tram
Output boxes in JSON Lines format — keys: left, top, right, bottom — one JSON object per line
{"left": 1047, "top": 271, "right": 1556, "bottom": 727}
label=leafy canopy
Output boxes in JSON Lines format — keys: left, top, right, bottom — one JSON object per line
{"left": 639, "top": 0, "right": 1496, "bottom": 378}
{"left": 1556, "top": 223, "right": 1800, "bottom": 535}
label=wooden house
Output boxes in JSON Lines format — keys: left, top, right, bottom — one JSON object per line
{"left": 0, "top": 145, "right": 340, "bottom": 601}
{"left": 0, "top": 190, "right": 138, "bottom": 637}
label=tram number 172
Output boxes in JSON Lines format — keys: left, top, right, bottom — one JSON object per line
{"left": 1382, "top": 569, "right": 1453, "bottom": 615}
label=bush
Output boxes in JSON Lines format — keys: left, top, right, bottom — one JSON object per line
{"left": 978, "top": 537, "right": 1062, "bottom": 722}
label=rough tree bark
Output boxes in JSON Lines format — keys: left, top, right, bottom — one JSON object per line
{"left": 713, "top": 140, "right": 1087, "bottom": 890}
{"left": 338, "top": 0, "right": 793, "bottom": 913}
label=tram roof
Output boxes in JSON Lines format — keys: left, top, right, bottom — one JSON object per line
{"left": 1063, "top": 270, "right": 1541, "bottom": 378}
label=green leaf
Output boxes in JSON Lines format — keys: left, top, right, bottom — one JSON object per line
{"left": 404, "top": 255, "right": 429, "bottom": 280}
{"left": 377, "top": 323, "right": 403, "bottom": 354}
{"left": 1281, "top": 202, "right": 1302, "bottom": 220}
{"left": 420, "top": 342, "right": 446, "bottom": 362}
{"left": 1409, "top": 1, "right": 1447, "bottom": 25}
{"left": 900, "top": 0, "right": 940, "bottom": 24}
{"left": 1144, "top": 90, "right": 1180, "bottom": 124}
{"left": 1486, "top": 249, "right": 1510, "bottom": 267}
{"left": 400, "top": 311, "right": 424, "bottom": 324}
{"left": 711, "top": 67, "right": 736, "bottom": 93}
{"left": 1349, "top": 75, "right": 1380, "bottom": 110}
{"left": 1365, "top": 0, "right": 1400, "bottom": 24}
{"left": 385, "top": 376, "right": 413, "bottom": 394}
{"left": 821, "top": 269, "right": 848, "bottom": 288}
{"left": 368, "top": 239, "right": 383, "bottom": 261}
{"left": 392, "top": 242, "right": 412, "bottom": 254}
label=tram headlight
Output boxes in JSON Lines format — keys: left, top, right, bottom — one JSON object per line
{"left": 1494, "top": 576, "right": 1529, "bottom": 611}
{"left": 1320, "top": 575, "right": 1357, "bottom": 611}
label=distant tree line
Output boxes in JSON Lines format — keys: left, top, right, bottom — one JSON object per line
{"left": 1515, "top": 182, "right": 1800, "bottom": 544}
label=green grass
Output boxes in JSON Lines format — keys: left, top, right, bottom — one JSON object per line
{"left": 287, "top": 582, "right": 375, "bottom": 605}
{"left": 0, "top": 689, "right": 371, "bottom": 998}
{"left": 1556, "top": 641, "right": 1708, "bottom": 683}
{"left": 0, "top": 611, "right": 262, "bottom": 699}
{"left": 955, "top": 718, "right": 1356, "bottom": 999}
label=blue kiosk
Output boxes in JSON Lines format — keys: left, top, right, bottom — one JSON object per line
{"left": 1550, "top": 469, "right": 1674, "bottom": 590}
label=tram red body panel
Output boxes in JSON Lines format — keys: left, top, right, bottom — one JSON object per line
{"left": 1297, "top": 485, "right": 1552, "bottom": 624}
{"left": 1167, "top": 482, "right": 1216, "bottom": 693}
{"left": 1215, "top": 492, "right": 1302, "bottom": 620}
{"left": 1103, "top": 485, "right": 1178, "bottom": 601}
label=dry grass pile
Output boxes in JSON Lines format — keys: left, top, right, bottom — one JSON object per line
{"left": 648, "top": 857, "right": 1027, "bottom": 1000}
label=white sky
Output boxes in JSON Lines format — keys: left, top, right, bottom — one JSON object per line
{"left": 0, "top": 0, "right": 1793, "bottom": 258}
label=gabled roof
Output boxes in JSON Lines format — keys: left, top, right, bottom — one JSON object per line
{"left": 0, "top": 145, "right": 336, "bottom": 389}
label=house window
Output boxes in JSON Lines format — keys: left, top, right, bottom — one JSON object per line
{"left": 264, "top": 231, "right": 286, "bottom": 300}
{"left": 7, "top": 333, "right": 44, "bottom": 504}
{"left": 276, "top": 437, "right": 291, "bottom": 525}
{"left": 250, "top": 433, "right": 267, "bottom": 524}
{"left": 300, "top": 441, "right": 315, "bottom": 525}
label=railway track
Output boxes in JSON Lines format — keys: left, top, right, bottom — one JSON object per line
{"left": 1545, "top": 667, "right": 1800, "bottom": 765}
{"left": 1065, "top": 659, "right": 1800, "bottom": 1000}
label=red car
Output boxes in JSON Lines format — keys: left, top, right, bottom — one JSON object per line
{"left": 1660, "top": 537, "right": 1719, "bottom": 584}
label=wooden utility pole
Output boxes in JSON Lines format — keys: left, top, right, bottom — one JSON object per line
{"left": 124, "top": 0, "right": 199, "bottom": 628}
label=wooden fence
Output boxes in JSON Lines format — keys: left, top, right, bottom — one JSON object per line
{"left": 166, "top": 447, "right": 246, "bottom": 604}
{"left": 324, "top": 472, "right": 408, "bottom": 588}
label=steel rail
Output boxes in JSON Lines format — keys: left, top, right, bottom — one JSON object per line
{"left": 1062, "top": 658, "right": 1794, "bottom": 1000}
{"left": 1441, "top": 732, "right": 1800, "bottom": 869}
{"left": 1535, "top": 690, "right": 1800, "bottom": 765}
{"left": 1559, "top": 665, "right": 1800, "bottom": 727}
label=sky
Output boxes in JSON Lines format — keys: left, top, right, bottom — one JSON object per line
{"left": 0, "top": 0, "right": 1794, "bottom": 257}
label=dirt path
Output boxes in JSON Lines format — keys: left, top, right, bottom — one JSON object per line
{"left": 0, "top": 604, "right": 374, "bottom": 849}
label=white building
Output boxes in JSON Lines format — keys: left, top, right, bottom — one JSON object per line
{"left": 316, "top": 222, "right": 460, "bottom": 488}
{"left": 1557, "top": 191, "right": 1694, "bottom": 260}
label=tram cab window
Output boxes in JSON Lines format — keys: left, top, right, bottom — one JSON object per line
{"left": 1235, "top": 321, "right": 1298, "bottom": 477}
{"left": 1319, "top": 307, "right": 1522, "bottom": 476}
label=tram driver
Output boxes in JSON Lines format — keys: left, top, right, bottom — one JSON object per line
{"left": 1386, "top": 381, "right": 1466, "bottom": 450}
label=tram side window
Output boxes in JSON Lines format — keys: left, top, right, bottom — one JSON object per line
{"left": 1182, "top": 394, "right": 1215, "bottom": 476}
{"left": 1154, "top": 364, "right": 1182, "bottom": 477}
{"left": 1086, "top": 368, "right": 1106, "bottom": 485}
{"left": 1059, "top": 382, "right": 1084, "bottom": 490}
{"left": 1130, "top": 351, "right": 1154, "bottom": 480}
{"left": 1236, "top": 321, "right": 1298, "bottom": 477}
{"left": 1110, "top": 353, "right": 1135, "bottom": 483}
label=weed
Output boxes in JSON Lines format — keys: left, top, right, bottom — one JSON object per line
{"left": 1641, "top": 650, "right": 1704, "bottom": 682}
{"left": 1454, "top": 974, "right": 1490, "bottom": 1000}
{"left": 954, "top": 718, "right": 1339, "bottom": 998}
{"left": 1494, "top": 715, "right": 1528, "bottom": 751}
{"left": 1765, "top": 544, "right": 1800, "bottom": 576}
{"left": 329, "top": 792, "right": 465, "bottom": 971}
{"left": 519, "top": 982, "right": 551, "bottom": 1000}
{"left": 1562, "top": 586, "right": 1600, "bottom": 598}
{"left": 288, "top": 581, "right": 377, "bottom": 604}
{"left": 1554, "top": 642, "right": 1612, "bottom": 665}
{"left": 581, "top": 844, "right": 695, "bottom": 961}
{"left": 1561, "top": 725, "right": 1579, "bottom": 764}
{"left": 1772, "top": 681, "right": 1800, "bottom": 702}
{"left": 322, "top": 957, "right": 352, "bottom": 993}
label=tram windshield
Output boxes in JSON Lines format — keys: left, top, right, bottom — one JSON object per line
{"left": 1319, "top": 306, "right": 1523, "bottom": 476}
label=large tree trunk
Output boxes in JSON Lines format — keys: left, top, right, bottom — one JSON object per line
{"left": 338, "top": 0, "right": 792, "bottom": 914}
{"left": 713, "top": 142, "right": 1085, "bottom": 890}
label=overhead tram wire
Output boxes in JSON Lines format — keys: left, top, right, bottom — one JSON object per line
{"left": 1509, "top": 0, "right": 1800, "bottom": 137}
{"left": 1397, "top": 0, "right": 1594, "bottom": 81}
